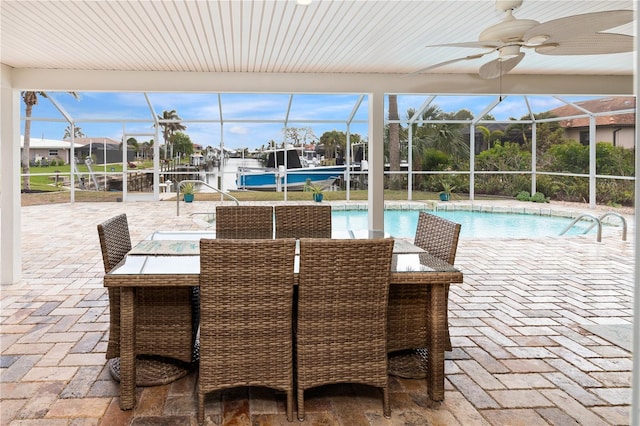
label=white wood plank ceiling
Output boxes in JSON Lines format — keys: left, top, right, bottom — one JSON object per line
{"left": 1, "top": 0, "right": 635, "bottom": 78}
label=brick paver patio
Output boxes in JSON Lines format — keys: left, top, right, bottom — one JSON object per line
{"left": 0, "top": 200, "right": 634, "bottom": 425}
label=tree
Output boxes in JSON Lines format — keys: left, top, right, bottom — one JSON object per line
{"left": 63, "top": 124, "right": 86, "bottom": 140}
{"left": 158, "top": 110, "right": 186, "bottom": 160}
{"left": 318, "top": 130, "right": 346, "bottom": 160}
{"left": 21, "top": 91, "right": 79, "bottom": 190}
{"left": 171, "top": 131, "right": 194, "bottom": 158}
{"left": 388, "top": 95, "right": 401, "bottom": 189}
{"left": 415, "top": 107, "right": 470, "bottom": 160}
{"left": 283, "top": 127, "right": 317, "bottom": 146}
{"left": 127, "top": 137, "right": 139, "bottom": 158}
{"left": 476, "top": 125, "right": 491, "bottom": 151}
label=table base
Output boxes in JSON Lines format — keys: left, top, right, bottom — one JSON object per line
{"left": 388, "top": 349, "right": 429, "bottom": 379}
{"left": 108, "top": 356, "right": 194, "bottom": 387}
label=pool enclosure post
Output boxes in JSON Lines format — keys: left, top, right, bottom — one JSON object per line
{"left": 367, "top": 91, "right": 384, "bottom": 234}
{"left": 469, "top": 123, "right": 475, "bottom": 201}
{"left": 531, "top": 122, "right": 537, "bottom": 195}
{"left": 0, "top": 70, "right": 21, "bottom": 285}
{"left": 588, "top": 115, "right": 596, "bottom": 209}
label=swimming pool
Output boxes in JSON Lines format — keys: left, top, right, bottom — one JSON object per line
{"left": 331, "top": 210, "right": 601, "bottom": 239}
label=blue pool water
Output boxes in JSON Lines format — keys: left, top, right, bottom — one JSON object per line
{"left": 331, "top": 210, "right": 599, "bottom": 239}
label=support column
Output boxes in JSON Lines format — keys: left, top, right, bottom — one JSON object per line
{"left": 1, "top": 65, "right": 22, "bottom": 285}
{"left": 469, "top": 124, "right": 475, "bottom": 201}
{"left": 531, "top": 122, "right": 537, "bottom": 195}
{"left": 588, "top": 115, "right": 596, "bottom": 209}
{"left": 367, "top": 91, "right": 384, "bottom": 234}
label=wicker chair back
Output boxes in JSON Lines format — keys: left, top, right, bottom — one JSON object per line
{"left": 296, "top": 238, "right": 394, "bottom": 420}
{"left": 274, "top": 205, "right": 332, "bottom": 238}
{"left": 215, "top": 206, "right": 274, "bottom": 239}
{"left": 198, "top": 238, "right": 296, "bottom": 423}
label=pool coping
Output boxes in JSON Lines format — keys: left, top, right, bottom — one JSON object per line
{"left": 191, "top": 200, "right": 633, "bottom": 231}
{"left": 330, "top": 200, "right": 632, "bottom": 223}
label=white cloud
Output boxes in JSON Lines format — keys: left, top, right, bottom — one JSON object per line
{"left": 229, "top": 126, "right": 249, "bottom": 135}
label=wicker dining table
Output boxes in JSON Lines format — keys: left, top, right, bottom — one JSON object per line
{"left": 104, "top": 230, "right": 463, "bottom": 410}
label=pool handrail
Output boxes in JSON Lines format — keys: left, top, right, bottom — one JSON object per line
{"left": 560, "top": 212, "right": 628, "bottom": 242}
{"left": 583, "top": 212, "right": 628, "bottom": 242}
{"left": 176, "top": 179, "right": 240, "bottom": 216}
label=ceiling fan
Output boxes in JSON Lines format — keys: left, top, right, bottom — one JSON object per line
{"left": 415, "top": 0, "right": 634, "bottom": 79}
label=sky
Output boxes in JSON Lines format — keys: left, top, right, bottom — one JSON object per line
{"left": 22, "top": 91, "right": 598, "bottom": 151}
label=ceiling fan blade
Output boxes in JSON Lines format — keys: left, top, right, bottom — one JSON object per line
{"left": 410, "top": 51, "right": 492, "bottom": 75}
{"left": 478, "top": 52, "right": 525, "bottom": 79}
{"left": 524, "top": 10, "right": 634, "bottom": 44}
{"left": 426, "top": 41, "right": 503, "bottom": 49}
{"left": 535, "top": 33, "right": 634, "bottom": 55}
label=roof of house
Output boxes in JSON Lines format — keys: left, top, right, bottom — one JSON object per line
{"left": 20, "top": 136, "right": 85, "bottom": 149}
{"left": 548, "top": 97, "right": 636, "bottom": 128}
{"left": 74, "top": 137, "right": 121, "bottom": 146}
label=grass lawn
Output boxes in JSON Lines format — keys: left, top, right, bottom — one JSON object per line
{"left": 22, "top": 162, "right": 154, "bottom": 192}
{"left": 20, "top": 187, "right": 486, "bottom": 207}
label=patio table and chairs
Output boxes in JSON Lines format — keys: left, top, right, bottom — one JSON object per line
{"left": 101, "top": 206, "right": 463, "bottom": 418}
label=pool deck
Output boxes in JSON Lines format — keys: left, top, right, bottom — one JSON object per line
{"left": 0, "top": 199, "right": 635, "bottom": 425}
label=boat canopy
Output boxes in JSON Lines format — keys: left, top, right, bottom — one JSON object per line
{"left": 266, "top": 149, "right": 303, "bottom": 169}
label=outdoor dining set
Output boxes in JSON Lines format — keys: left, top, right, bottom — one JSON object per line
{"left": 98, "top": 205, "right": 463, "bottom": 423}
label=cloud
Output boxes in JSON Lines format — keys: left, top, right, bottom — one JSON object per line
{"left": 229, "top": 126, "right": 249, "bottom": 135}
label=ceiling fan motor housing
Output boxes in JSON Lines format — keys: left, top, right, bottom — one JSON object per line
{"left": 479, "top": 14, "right": 539, "bottom": 43}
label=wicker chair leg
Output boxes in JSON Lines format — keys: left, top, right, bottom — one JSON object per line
{"left": 198, "top": 392, "right": 204, "bottom": 425}
{"left": 286, "top": 390, "right": 294, "bottom": 422}
{"left": 383, "top": 387, "right": 391, "bottom": 418}
{"left": 297, "top": 389, "right": 305, "bottom": 421}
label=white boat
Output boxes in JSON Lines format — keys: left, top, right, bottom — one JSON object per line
{"left": 236, "top": 147, "right": 346, "bottom": 191}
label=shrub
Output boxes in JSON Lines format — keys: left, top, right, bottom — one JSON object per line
{"left": 516, "top": 191, "right": 530, "bottom": 201}
{"left": 530, "top": 192, "right": 549, "bottom": 203}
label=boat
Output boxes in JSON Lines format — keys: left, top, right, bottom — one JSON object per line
{"left": 236, "top": 147, "right": 346, "bottom": 191}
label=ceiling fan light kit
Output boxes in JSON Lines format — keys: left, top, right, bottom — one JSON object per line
{"left": 526, "top": 34, "right": 550, "bottom": 46}
{"left": 498, "top": 45, "right": 521, "bottom": 61}
{"left": 417, "top": 0, "right": 634, "bottom": 80}
{"left": 535, "top": 43, "right": 559, "bottom": 54}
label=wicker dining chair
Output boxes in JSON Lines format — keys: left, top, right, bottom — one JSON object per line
{"left": 198, "top": 238, "right": 296, "bottom": 424}
{"left": 387, "top": 211, "right": 461, "bottom": 354}
{"left": 296, "top": 238, "right": 395, "bottom": 421}
{"left": 215, "top": 205, "right": 274, "bottom": 239}
{"left": 98, "top": 214, "right": 198, "bottom": 365}
{"left": 274, "top": 205, "right": 332, "bottom": 238}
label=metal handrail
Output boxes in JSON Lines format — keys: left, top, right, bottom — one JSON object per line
{"left": 560, "top": 212, "right": 628, "bottom": 242}
{"left": 560, "top": 213, "right": 602, "bottom": 242}
{"left": 584, "top": 212, "right": 628, "bottom": 241}
{"left": 176, "top": 179, "right": 239, "bottom": 216}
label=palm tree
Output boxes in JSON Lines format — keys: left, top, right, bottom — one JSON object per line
{"left": 157, "top": 110, "right": 186, "bottom": 160}
{"left": 21, "top": 91, "right": 79, "bottom": 190}
{"left": 127, "top": 137, "right": 139, "bottom": 159}
{"left": 319, "top": 130, "right": 346, "bottom": 160}
{"left": 388, "top": 95, "right": 401, "bottom": 189}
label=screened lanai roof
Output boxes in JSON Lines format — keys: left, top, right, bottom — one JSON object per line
{"left": 1, "top": 0, "right": 636, "bottom": 80}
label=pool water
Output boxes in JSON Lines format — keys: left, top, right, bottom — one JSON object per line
{"left": 331, "top": 210, "right": 600, "bottom": 239}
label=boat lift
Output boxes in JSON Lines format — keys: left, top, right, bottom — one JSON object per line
{"left": 72, "top": 156, "right": 100, "bottom": 190}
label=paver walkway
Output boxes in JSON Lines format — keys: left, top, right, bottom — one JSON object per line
{"left": 1, "top": 200, "right": 634, "bottom": 425}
